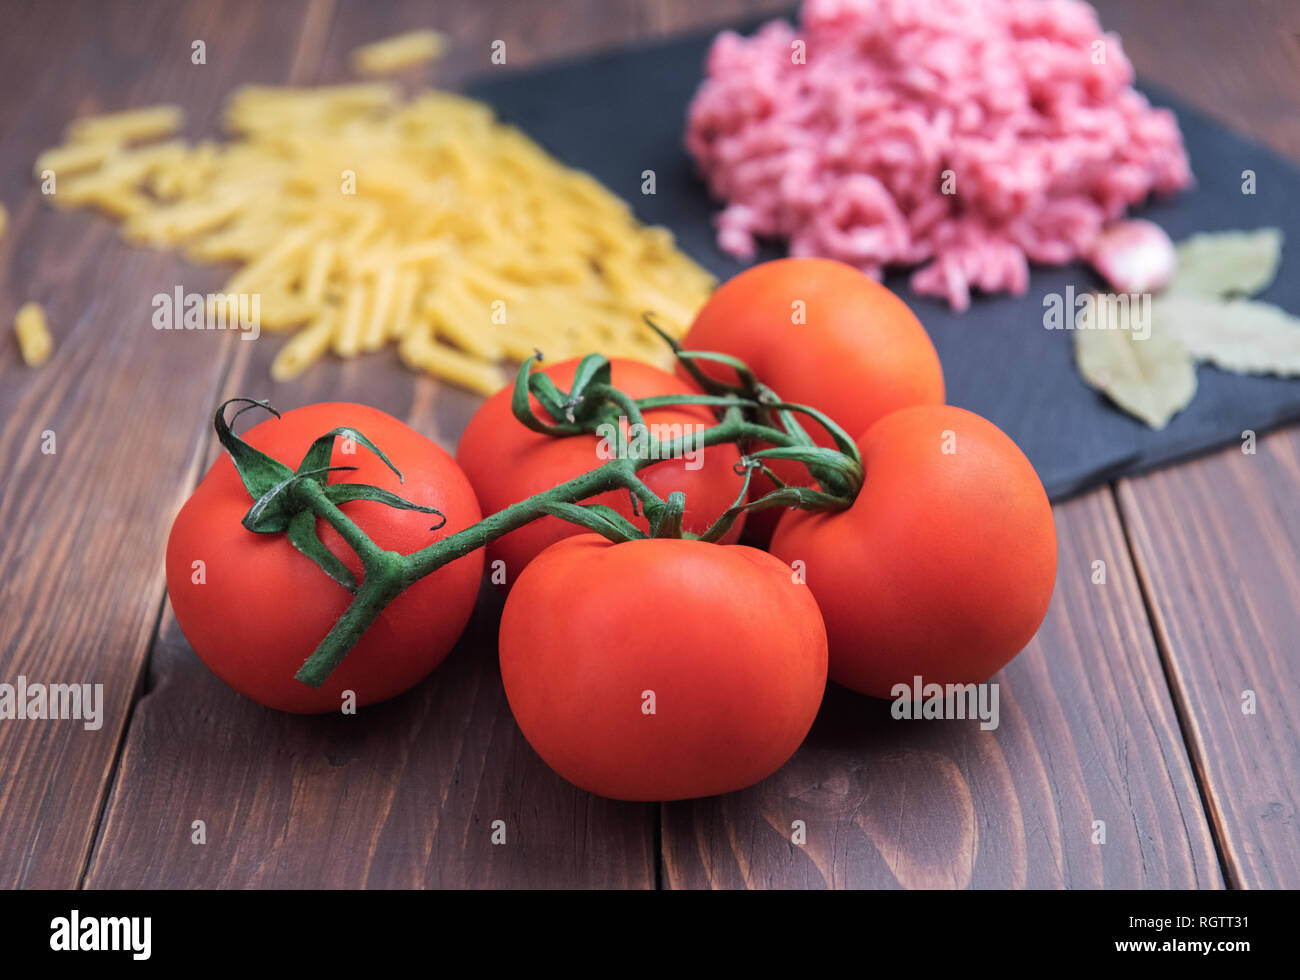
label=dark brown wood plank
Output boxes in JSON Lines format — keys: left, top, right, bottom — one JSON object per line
{"left": 292, "top": 0, "right": 793, "bottom": 91}
{"left": 87, "top": 591, "right": 656, "bottom": 888}
{"left": 0, "top": 0, "right": 318, "bottom": 890}
{"left": 1091, "top": 0, "right": 1300, "bottom": 159}
{"left": 1117, "top": 431, "right": 1300, "bottom": 889}
{"left": 1092, "top": 0, "right": 1300, "bottom": 894}
{"left": 661, "top": 490, "right": 1222, "bottom": 888}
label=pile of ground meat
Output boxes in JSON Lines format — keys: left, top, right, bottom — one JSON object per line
{"left": 684, "top": 0, "right": 1193, "bottom": 310}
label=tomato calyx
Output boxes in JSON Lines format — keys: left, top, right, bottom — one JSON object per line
{"left": 215, "top": 398, "right": 446, "bottom": 593}
{"left": 642, "top": 314, "right": 864, "bottom": 501}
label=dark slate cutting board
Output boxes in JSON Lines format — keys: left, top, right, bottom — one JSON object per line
{"left": 465, "top": 23, "right": 1300, "bottom": 501}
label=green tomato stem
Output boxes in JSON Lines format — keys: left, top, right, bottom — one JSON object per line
{"left": 293, "top": 458, "right": 639, "bottom": 687}
{"left": 218, "top": 344, "right": 867, "bottom": 693}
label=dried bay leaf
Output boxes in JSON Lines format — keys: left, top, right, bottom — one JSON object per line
{"left": 1074, "top": 299, "right": 1197, "bottom": 429}
{"left": 1169, "top": 227, "right": 1284, "bottom": 298}
{"left": 1158, "top": 295, "right": 1300, "bottom": 376}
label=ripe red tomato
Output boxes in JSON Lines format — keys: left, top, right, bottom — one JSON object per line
{"left": 456, "top": 357, "right": 746, "bottom": 585}
{"left": 770, "top": 405, "right": 1056, "bottom": 698}
{"left": 166, "top": 402, "right": 483, "bottom": 713}
{"left": 680, "top": 257, "right": 945, "bottom": 542}
{"left": 499, "top": 535, "right": 827, "bottom": 801}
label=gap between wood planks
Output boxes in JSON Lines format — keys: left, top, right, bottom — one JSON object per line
{"left": 1108, "top": 481, "right": 1236, "bottom": 889}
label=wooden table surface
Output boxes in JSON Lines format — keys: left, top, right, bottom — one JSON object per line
{"left": 1, "top": 0, "right": 1297, "bottom": 890}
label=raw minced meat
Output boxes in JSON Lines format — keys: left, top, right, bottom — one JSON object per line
{"left": 685, "top": 0, "right": 1193, "bottom": 310}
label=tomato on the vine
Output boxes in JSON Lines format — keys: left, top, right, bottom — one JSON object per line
{"left": 499, "top": 534, "right": 827, "bottom": 801}
{"left": 166, "top": 402, "right": 483, "bottom": 713}
{"left": 680, "top": 257, "right": 945, "bottom": 542}
{"left": 771, "top": 405, "right": 1056, "bottom": 698}
{"left": 457, "top": 357, "right": 746, "bottom": 585}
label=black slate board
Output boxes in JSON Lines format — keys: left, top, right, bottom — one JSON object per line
{"left": 465, "top": 24, "right": 1300, "bottom": 501}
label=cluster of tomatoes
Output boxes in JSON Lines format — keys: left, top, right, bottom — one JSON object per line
{"left": 166, "top": 258, "right": 1057, "bottom": 802}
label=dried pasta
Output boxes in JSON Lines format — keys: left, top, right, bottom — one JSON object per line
{"left": 351, "top": 29, "right": 447, "bottom": 75}
{"left": 15, "top": 302, "right": 52, "bottom": 366}
{"left": 35, "top": 79, "right": 714, "bottom": 395}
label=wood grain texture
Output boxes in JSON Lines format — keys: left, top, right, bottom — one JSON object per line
{"left": 1091, "top": 0, "right": 1300, "bottom": 159}
{"left": 1093, "top": 0, "right": 1300, "bottom": 892}
{"left": 0, "top": 0, "right": 314, "bottom": 889}
{"left": 1086, "top": 0, "right": 1300, "bottom": 894}
{"left": 661, "top": 490, "right": 1223, "bottom": 888}
{"left": 85, "top": 590, "right": 656, "bottom": 888}
{"left": 1117, "top": 431, "right": 1300, "bottom": 889}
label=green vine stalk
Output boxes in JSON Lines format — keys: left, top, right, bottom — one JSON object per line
{"left": 213, "top": 340, "right": 865, "bottom": 690}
